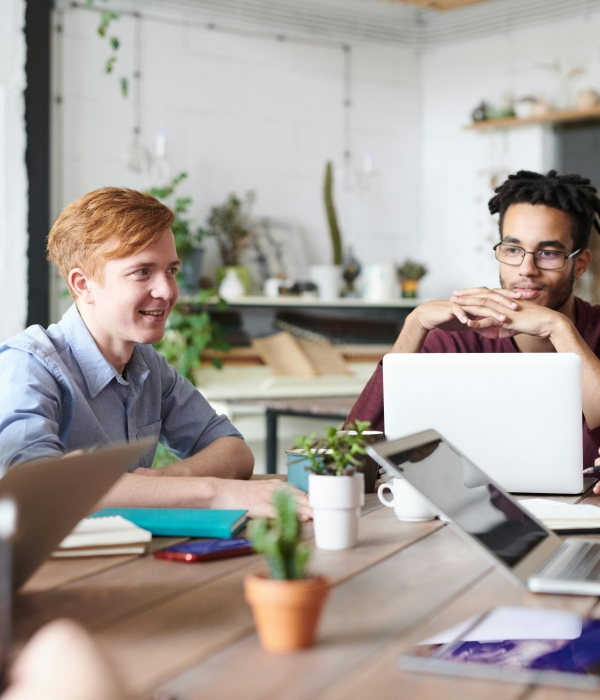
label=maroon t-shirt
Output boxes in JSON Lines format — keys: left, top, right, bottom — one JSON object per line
{"left": 346, "top": 296, "right": 600, "bottom": 469}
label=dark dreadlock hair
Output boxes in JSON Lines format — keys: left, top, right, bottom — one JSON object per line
{"left": 488, "top": 170, "right": 600, "bottom": 251}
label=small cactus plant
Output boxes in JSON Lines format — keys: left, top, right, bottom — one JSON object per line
{"left": 247, "top": 489, "right": 311, "bottom": 580}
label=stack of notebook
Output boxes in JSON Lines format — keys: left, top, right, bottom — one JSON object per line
{"left": 52, "top": 515, "right": 152, "bottom": 558}
{"left": 53, "top": 508, "right": 249, "bottom": 558}
{"left": 89, "top": 508, "right": 248, "bottom": 538}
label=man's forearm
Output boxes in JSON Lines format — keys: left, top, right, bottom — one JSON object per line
{"left": 550, "top": 317, "right": 600, "bottom": 430}
{"left": 94, "top": 473, "right": 219, "bottom": 510}
{"left": 154, "top": 437, "right": 254, "bottom": 479}
{"left": 392, "top": 310, "right": 429, "bottom": 353}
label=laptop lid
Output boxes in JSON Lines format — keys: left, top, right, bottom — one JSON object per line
{"left": 367, "top": 430, "right": 564, "bottom": 588}
{"left": 382, "top": 353, "right": 583, "bottom": 494}
{"left": 0, "top": 441, "right": 150, "bottom": 588}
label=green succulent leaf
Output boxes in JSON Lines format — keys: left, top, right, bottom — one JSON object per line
{"left": 248, "top": 489, "right": 310, "bottom": 580}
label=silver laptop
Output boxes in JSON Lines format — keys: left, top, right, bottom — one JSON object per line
{"left": 383, "top": 353, "right": 583, "bottom": 494}
{"left": 368, "top": 430, "right": 600, "bottom": 596}
{"left": 0, "top": 441, "right": 149, "bottom": 588}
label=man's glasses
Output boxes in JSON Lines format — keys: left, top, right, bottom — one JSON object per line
{"left": 493, "top": 243, "right": 581, "bottom": 270}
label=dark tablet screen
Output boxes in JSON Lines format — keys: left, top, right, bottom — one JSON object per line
{"left": 387, "top": 438, "right": 549, "bottom": 567}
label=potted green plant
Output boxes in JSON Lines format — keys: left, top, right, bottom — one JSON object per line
{"left": 294, "top": 420, "right": 371, "bottom": 550}
{"left": 154, "top": 290, "right": 230, "bottom": 378}
{"left": 310, "top": 161, "right": 344, "bottom": 300}
{"left": 396, "top": 259, "right": 428, "bottom": 298}
{"left": 201, "top": 192, "right": 256, "bottom": 296}
{"left": 245, "top": 489, "right": 330, "bottom": 653}
{"left": 149, "top": 172, "right": 211, "bottom": 293}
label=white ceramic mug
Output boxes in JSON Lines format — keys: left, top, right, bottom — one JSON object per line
{"left": 377, "top": 477, "right": 436, "bottom": 522}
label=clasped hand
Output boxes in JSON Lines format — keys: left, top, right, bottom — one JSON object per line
{"left": 417, "top": 286, "right": 558, "bottom": 340}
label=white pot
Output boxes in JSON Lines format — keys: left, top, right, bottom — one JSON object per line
{"left": 218, "top": 268, "right": 245, "bottom": 299}
{"left": 309, "top": 473, "right": 364, "bottom": 550}
{"left": 309, "top": 264, "right": 341, "bottom": 301}
{"left": 362, "top": 264, "right": 397, "bottom": 301}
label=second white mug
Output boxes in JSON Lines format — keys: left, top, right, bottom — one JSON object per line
{"left": 377, "top": 477, "right": 436, "bottom": 522}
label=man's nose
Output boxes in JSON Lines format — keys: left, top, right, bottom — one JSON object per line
{"left": 151, "top": 274, "right": 175, "bottom": 300}
{"left": 518, "top": 252, "right": 540, "bottom": 275}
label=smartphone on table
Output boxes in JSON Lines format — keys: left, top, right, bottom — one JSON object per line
{"left": 154, "top": 538, "right": 253, "bottom": 563}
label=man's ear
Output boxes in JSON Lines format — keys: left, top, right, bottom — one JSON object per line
{"left": 574, "top": 248, "right": 592, "bottom": 280}
{"left": 68, "top": 268, "right": 94, "bottom": 303}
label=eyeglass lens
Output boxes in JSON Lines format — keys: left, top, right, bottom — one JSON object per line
{"left": 495, "top": 245, "right": 566, "bottom": 270}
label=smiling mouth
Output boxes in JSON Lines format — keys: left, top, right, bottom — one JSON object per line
{"left": 140, "top": 310, "right": 165, "bottom": 317}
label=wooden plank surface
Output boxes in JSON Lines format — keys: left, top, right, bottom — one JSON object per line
{"left": 94, "top": 508, "right": 441, "bottom": 693}
{"left": 157, "top": 526, "right": 489, "bottom": 700}
{"left": 14, "top": 495, "right": 383, "bottom": 643}
{"left": 316, "top": 567, "right": 597, "bottom": 700}
{"left": 15, "top": 486, "right": 600, "bottom": 699}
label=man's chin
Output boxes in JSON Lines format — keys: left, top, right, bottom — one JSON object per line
{"left": 133, "top": 328, "right": 166, "bottom": 346}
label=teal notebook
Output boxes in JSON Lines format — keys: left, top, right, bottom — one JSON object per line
{"left": 89, "top": 508, "right": 248, "bottom": 538}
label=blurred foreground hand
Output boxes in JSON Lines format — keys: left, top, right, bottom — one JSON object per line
{"left": 3, "top": 619, "right": 133, "bottom": 700}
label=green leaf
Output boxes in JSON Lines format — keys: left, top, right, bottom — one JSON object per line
{"left": 110, "top": 36, "right": 120, "bottom": 50}
{"left": 120, "top": 77, "right": 128, "bottom": 97}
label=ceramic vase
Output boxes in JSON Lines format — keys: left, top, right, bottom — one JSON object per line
{"left": 216, "top": 265, "right": 251, "bottom": 295}
{"left": 244, "top": 574, "right": 330, "bottom": 653}
{"left": 308, "top": 473, "right": 364, "bottom": 550}
{"left": 363, "top": 264, "right": 396, "bottom": 301}
{"left": 309, "top": 264, "right": 341, "bottom": 301}
{"left": 218, "top": 267, "right": 245, "bottom": 299}
{"left": 180, "top": 246, "right": 204, "bottom": 293}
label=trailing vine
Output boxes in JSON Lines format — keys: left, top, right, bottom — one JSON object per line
{"left": 85, "top": 0, "right": 129, "bottom": 97}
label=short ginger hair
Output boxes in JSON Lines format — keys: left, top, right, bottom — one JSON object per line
{"left": 47, "top": 187, "right": 175, "bottom": 295}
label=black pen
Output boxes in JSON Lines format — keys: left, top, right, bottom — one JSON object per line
{"left": 583, "top": 465, "right": 600, "bottom": 475}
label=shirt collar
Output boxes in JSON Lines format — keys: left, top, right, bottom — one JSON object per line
{"left": 60, "top": 304, "right": 148, "bottom": 399}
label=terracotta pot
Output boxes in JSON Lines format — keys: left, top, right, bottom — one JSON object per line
{"left": 401, "top": 279, "right": 419, "bottom": 298}
{"left": 244, "top": 574, "right": 330, "bottom": 653}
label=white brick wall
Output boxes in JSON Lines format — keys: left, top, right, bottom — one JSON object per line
{"left": 419, "top": 11, "right": 600, "bottom": 299}
{"left": 52, "top": 5, "right": 600, "bottom": 310}
{"left": 54, "top": 7, "right": 422, "bottom": 307}
{"left": 0, "top": 0, "right": 28, "bottom": 342}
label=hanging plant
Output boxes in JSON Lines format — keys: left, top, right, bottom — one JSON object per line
{"left": 85, "top": 0, "right": 129, "bottom": 97}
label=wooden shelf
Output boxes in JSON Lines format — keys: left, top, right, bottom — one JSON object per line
{"left": 465, "top": 105, "right": 600, "bottom": 131}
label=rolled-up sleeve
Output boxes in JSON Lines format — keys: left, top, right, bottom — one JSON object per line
{"left": 157, "top": 353, "right": 243, "bottom": 459}
{"left": 0, "top": 347, "right": 65, "bottom": 472}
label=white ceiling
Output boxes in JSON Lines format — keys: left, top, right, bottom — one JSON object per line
{"left": 86, "top": 0, "right": 600, "bottom": 46}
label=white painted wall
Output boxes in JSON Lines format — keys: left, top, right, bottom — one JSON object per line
{"left": 418, "top": 11, "right": 600, "bottom": 299}
{"left": 54, "top": 6, "right": 421, "bottom": 306}
{"left": 0, "top": 0, "right": 28, "bottom": 341}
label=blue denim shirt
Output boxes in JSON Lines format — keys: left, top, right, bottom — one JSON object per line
{"left": 0, "top": 304, "right": 242, "bottom": 473}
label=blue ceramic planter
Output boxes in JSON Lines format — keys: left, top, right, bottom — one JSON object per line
{"left": 286, "top": 451, "right": 319, "bottom": 493}
{"left": 285, "top": 450, "right": 379, "bottom": 494}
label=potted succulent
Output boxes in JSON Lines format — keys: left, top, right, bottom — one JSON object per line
{"left": 396, "top": 259, "right": 428, "bottom": 299}
{"left": 294, "top": 420, "right": 371, "bottom": 550}
{"left": 201, "top": 192, "right": 256, "bottom": 295}
{"left": 245, "top": 489, "right": 330, "bottom": 653}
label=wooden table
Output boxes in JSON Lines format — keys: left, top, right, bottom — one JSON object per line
{"left": 14, "top": 489, "right": 600, "bottom": 700}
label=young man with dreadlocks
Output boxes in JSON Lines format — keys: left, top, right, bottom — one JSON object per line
{"left": 347, "top": 169, "right": 600, "bottom": 493}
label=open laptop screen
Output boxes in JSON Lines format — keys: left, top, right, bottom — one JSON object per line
{"left": 388, "top": 438, "right": 549, "bottom": 567}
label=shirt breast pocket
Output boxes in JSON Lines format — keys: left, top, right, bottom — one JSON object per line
{"left": 136, "top": 420, "right": 163, "bottom": 469}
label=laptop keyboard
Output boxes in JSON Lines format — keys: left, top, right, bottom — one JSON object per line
{"left": 553, "top": 542, "right": 600, "bottom": 581}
